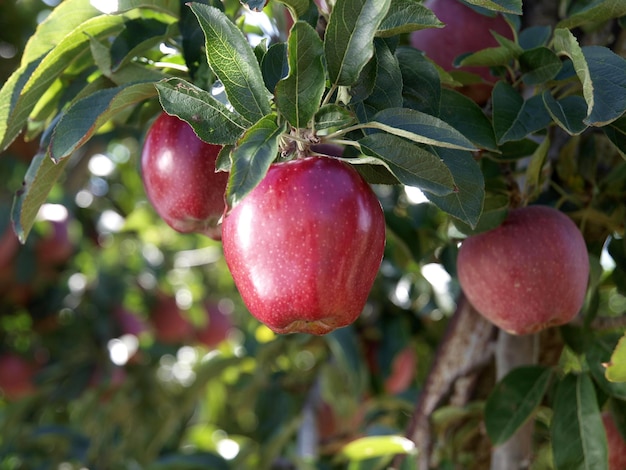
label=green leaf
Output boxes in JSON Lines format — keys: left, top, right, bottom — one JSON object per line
{"left": 557, "top": 0, "right": 626, "bottom": 29}
{"left": 261, "top": 43, "right": 289, "bottom": 93}
{"left": 587, "top": 334, "right": 626, "bottom": 400}
{"left": 96, "top": 0, "right": 180, "bottom": 15}
{"left": 277, "top": 0, "right": 311, "bottom": 18}
{"left": 50, "top": 82, "right": 157, "bottom": 162}
{"left": 523, "top": 135, "right": 550, "bottom": 199}
{"left": 458, "top": 38, "right": 520, "bottom": 68}
{"left": 396, "top": 46, "right": 440, "bottom": 116}
{"left": 485, "top": 366, "right": 553, "bottom": 446}
{"left": 452, "top": 193, "right": 508, "bottom": 234}
{"left": 359, "top": 134, "right": 455, "bottom": 196}
{"left": 554, "top": 29, "right": 626, "bottom": 126}
{"left": 368, "top": 108, "right": 477, "bottom": 151}
{"left": 20, "top": 0, "right": 101, "bottom": 65}
{"left": 542, "top": 92, "right": 588, "bottom": 136}
{"left": 11, "top": 151, "right": 70, "bottom": 243}
{"left": 354, "top": 39, "right": 403, "bottom": 121}
{"left": 156, "top": 78, "right": 249, "bottom": 145}
{"left": 605, "top": 334, "right": 626, "bottom": 383}
{"left": 324, "top": 0, "right": 391, "bottom": 86}
{"left": 492, "top": 82, "right": 552, "bottom": 143}
{"left": 226, "top": 114, "right": 285, "bottom": 208}
{"left": 463, "top": 0, "right": 522, "bottom": 15}
{"left": 189, "top": 3, "right": 271, "bottom": 123}
{"left": 519, "top": 47, "right": 563, "bottom": 85}
{"left": 439, "top": 88, "right": 498, "bottom": 151}
{"left": 376, "top": 0, "right": 442, "bottom": 38}
{"left": 341, "top": 435, "right": 415, "bottom": 461}
{"left": 0, "top": 15, "right": 126, "bottom": 151}
{"left": 315, "top": 104, "right": 357, "bottom": 130}
{"left": 424, "top": 147, "right": 484, "bottom": 228}
{"left": 275, "top": 21, "right": 325, "bottom": 128}
{"left": 604, "top": 114, "right": 626, "bottom": 159}
{"left": 551, "top": 373, "right": 608, "bottom": 470}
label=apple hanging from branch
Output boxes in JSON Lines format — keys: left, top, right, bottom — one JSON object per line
{"left": 222, "top": 156, "right": 386, "bottom": 335}
{"left": 140, "top": 112, "right": 229, "bottom": 240}
{"left": 456, "top": 205, "right": 589, "bottom": 335}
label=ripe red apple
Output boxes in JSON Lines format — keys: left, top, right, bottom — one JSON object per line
{"left": 195, "top": 302, "right": 233, "bottom": 348}
{"left": 410, "top": 0, "right": 513, "bottom": 103}
{"left": 602, "top": 412, "right": 626, "bottom": 470}
{"left": 222, "top": 156, "right": 385, "bottom": 335}
{"left": 457, "top": 205, "right": 589, "bottom": 335}
{"left": 150, "top": 294, "right": 194, "bottom": 344}
{"left": 0, "top": 353, "right": 37, "bottom": 400}
{"left": 140, "top": 112, "right": 229, "bottom": 240}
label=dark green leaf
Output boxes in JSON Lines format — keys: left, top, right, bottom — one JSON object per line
{"left": 551, "top": 373, "right": 608, "bottom": 470}
{"left": 324, "top": 0, "right": 391, "bottom": 86}
{"left": 315, "top": 104, "right": 357, "bottom": 130}
{"left": 277, "top": 0, "right": 312, "bottom": 18}
{"left": 557, "top": 0, "right": 626, "bottom": 29}
{"left": 0, "top": 15, "right": 126, "bottom": 151}
{"left": 492, "top": 82, "right": 551, "bottom": 143}
{"left": 227, "top": 114, "right": 285, "bottom": 208}
{"left": 604, "top": 114, "right": 626, "bottom": 159}
{"left": 369, "top": 108, "right": 477, "bottom": 151}
{"left": 275, "top": 21, "right": 325, "bottom": 128}
{"left": 554, "top": 29, "right": 626, "bottom": 126}
{"left": 518, "top": 25, "right": 552, "bottom": 50}
{"left": 439, "top": 88, "right": 498, "bottom": 151}
{"left": 453, "top": 193, "right": 508, "bottom": 234}
{"left": 360, "top": 39, "right": 403, "bottom": 113}
{"left": 542, "top": 92, "right": 588, "bottom": 136}
{"left": 261, "top": 43, "right": 289, "bottom": 93}
{"left": 50, "top": 82, "right": 157, "bottom": 162}
{"left": 519, "top": 47, "right": 563, "bottom": 85}
{"left": 424, "top": 147, "right": 484, "bottom": 228}
{"left": 359, "top": 134, "right": 455, "bottom": 196}
{"left": 12, "top": 151, "right": 70, "bottom": 243}
{"left": 189, "top": 3, "right": 271, "bottom": 123}
{"left": 110, "top": 18, "right": 177, "bottom": 71}
{"left": 463, "top": 0, "right": 522, "bottom": 15}
{"left": 376, "top": 0, "right": 442, "bottom": 38}
{"left": 156, "top": 78, "right": 248, "bottom": 145}
{"left": 485, "top": 366, "right": 552, "bottom": 445}
{"left": 396, "top": 46, "right": 440, "bottom": 116}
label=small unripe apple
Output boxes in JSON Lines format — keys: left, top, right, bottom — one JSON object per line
{"left": 141, "top": 112, "right": 228, "bottom": 240}
{"left": 602, "top": 412, "right": 626, "bottom": 470}
{"left": 222, "top": 156, "right": 385, "bottom": 335}
{"left": 410, "top": 0, "right": 512, "bottom": 103}
{"left": 457, "top": 205, "right": 589, "bottom": 335}
{"left": 0, "top": 353, "right": 37, "bottom": 400}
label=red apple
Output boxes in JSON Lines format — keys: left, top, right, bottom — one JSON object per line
{"left": 140, "top": 112, "right": 229, "bottom": 240}
{"left": 457, "top": 205, "right": 589, "bottom": 335}
{"left": 222, "top": 156, "right": 385, "bottom": 335}
{"left": 0, "top": 353, "right": 37, "bottom": 400}
{"left": 195, "top": 303, "right": 233, "bottom": 348}
{"left": 410, "top": 0, "right": 513, "bottom": 103}
{"left": 603, "top": 412, "right": 626, "bottom": 470}
{"left": 150, "top": 294, "right": 194, "bottom": 344}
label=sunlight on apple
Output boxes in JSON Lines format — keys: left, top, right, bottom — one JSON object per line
{"left": 90, "top": 0, "right": 118, "bottom": 14}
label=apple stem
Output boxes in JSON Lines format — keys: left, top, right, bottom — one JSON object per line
{"left": 490, "top": 331, "right": 539, "bottom": 470}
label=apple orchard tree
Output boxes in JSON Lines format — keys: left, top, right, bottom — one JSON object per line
{"left": 0, "top": 0, "right": 626, "bottom": 468}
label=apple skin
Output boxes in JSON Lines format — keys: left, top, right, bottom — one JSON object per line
{"left": 603, "top": 412, "right": 626, "bottom": 470}
{"left": 141, "top": 112, "right": 229, "bottom": 240}
{"left": 457, "top": 205, "right": 589, "bottom": 335}
{"left": 0, "top": 353, "right": 37, "bottom": 400}
{"left": 222, "top": 156, "right": 385, "bottom": 335}
{"left": 410, "top": 0, "right": 512, "bottom": 103}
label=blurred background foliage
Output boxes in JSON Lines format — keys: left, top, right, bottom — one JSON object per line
{"left": 0, "top": 0, "right": 625, "bottom": 469}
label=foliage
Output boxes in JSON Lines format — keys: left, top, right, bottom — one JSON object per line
{"left": 0, "top": 0, "right": 625, "bottom": 468}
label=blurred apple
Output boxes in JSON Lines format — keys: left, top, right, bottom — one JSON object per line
{"left": 35, "top": 205, "right": 74, "bottom": 266}
{"left": 384, "top": 345, "right": 417, "bottom": 395}
{"left": 195, "top": 302, "right": 233, "bottom": 348}
{"left": 0, "top": 353, "right": 37, "bottom": 400}
{"left": 150, "top": 294, "right": 193, "bottom": 344}
{"left": 603, "top": 412, "right": 626, "bottom": 470}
